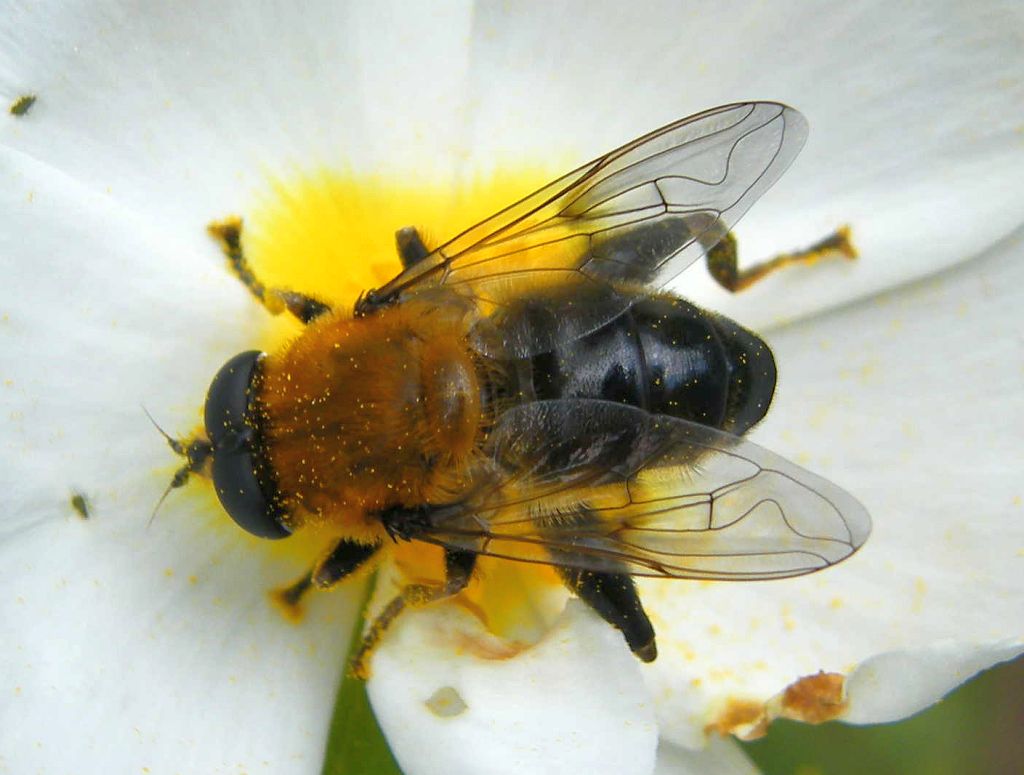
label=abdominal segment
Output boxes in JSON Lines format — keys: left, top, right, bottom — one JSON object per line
{"left": 520, "top": 294, "right": 776, "bottom": 435}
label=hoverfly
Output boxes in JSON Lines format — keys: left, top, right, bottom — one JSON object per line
{"left": 163, "top": 102, "right": 869, "bottom": 674}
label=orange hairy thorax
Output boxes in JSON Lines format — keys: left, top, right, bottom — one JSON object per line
{"left": 256, "top": 295, "right": 484, "bottom": 539}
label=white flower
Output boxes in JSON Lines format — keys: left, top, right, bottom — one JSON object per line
{"left": 2, "top": 2, "right": 1022, "bottom": 774}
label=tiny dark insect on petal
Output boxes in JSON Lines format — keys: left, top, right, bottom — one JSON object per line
{"left": 9, "top": 94, "right": 36, "bottom": 116}
{"left": 70, "top": 492, "right": 90, "bottom": 519}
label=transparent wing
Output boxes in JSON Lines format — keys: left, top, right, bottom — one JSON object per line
{"left": 419, "top": 400, "right": 870, "bottom": 581}
{"left": 368, "top": 102, "right": 807, "bottom": 337}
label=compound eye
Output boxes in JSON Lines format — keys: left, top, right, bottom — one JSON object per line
{"left": 205, "top": 351, "right": 290, "bottom": 540}
{"left": 211, "top": 445, "right": 290, "bottom": 539}
{"left": 205, "top": 351, "right": 262, "bottom": 447}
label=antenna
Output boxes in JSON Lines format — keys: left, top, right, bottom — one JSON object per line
{"left": 142, "top": 406, "right": 212, "bottom": 527}
{"left": 142, "top": 405, "right": 186, "bottom": 456}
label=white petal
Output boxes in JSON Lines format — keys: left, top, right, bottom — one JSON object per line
{"left": 5, "top": 1, "right": 1019, "bottom": 325}
{"left": 0, "top": 0, "right": 477, "bottom": 226}
{"left": 4, "top": 1, "right": 1020, "bottom": 329}
{"left": 458, "top": 1, "right": 1024, "bottom": 327}
{"left": 640, "top": 225, "right": 1024, "bottom": 745}
{"left": 0, "top": 147, "right": 357, "bottom": 772}
{"left": 844, "top": 640, "right": 1024, "bottom": 725}
{"left": 5, "top": 1, "right": 1023, "bottom": 769}
{"left": 654, "top": 737, "right": 761, "bottom": 775}
{"left": 367, "top": 599, "right": 659, "bottom": 775}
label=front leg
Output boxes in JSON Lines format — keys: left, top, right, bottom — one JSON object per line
{"left": 208, "top": 216, "right": 333, "bottom": 323}
{"left": 271, "top": 538, "right": 380, "bottom": 619}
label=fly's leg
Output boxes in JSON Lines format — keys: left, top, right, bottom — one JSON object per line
{"left": 270, "top": 539, "right": 380, "bottom": 621}
{"left": 208, "top": 216, "right": 333, "bottom": 323}
{"left": 559, "top": 566, "right": 657, "bottom": 662}
{"left": 395, "top": 226, "right": 430, "bottom": 268}
{"left": 354, "top": 226, "right": 431, "bottom": 316}
{"left": 350, "top": 547, "right": 476, "bottom": 679}
{"left": 546, "top": 508, "right": 657, "bottom": 662}
{"left": 704, "top": 225, "right": 857, "bottom": 293}
{"left": 272, "top": 572, "right": 314, "bottom": 619}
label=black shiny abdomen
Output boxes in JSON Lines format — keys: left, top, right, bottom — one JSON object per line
{"left": 528, "top": 295, "right": 775, "bottom": 435}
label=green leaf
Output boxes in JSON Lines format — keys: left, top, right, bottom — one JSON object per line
{"left": 321, "top": 576, "right": 404, "bottom": 775}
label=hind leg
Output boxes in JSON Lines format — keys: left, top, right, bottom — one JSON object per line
{"left": 559, "top": 566, "right": 657, "bottom": 662}
{"left": 704, "top": 225, "right": 857, "bottom": 293}
{"left": 350, "top": 547, "right": 476, "bottom": 679}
